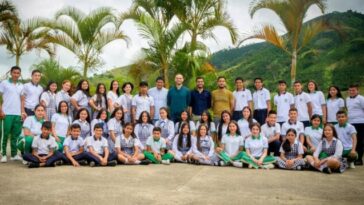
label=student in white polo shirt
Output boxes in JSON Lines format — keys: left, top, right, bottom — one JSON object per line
{"left": 134, "top": 111, "right": 154, "bottom": 149}
{"left": 51, "top": 101, "right": 72, "bottom": 152}
{"left": 293, "top": 81, "right": 312, "bottom": 128}
{"left": 261, "top": 111, "right": 281, "bottom": 156}
{"left": 148, "top": 77, "right": 168, "bottom": 123}
{"left": 56, "top": 80, "right": 72, "bottom": 113}
{"left": 71, "top": 79, "right": 91, "bottom": 118}
{"left": 335, "top": 110, "right": 358, "bottom": 168}
{"left": 40, "top": 81, "right": 58, "bottom": 121}
{"left": 116, "top": 82, "right": 134, "bottom": 123}
{"left": 346, "top": 84, "right": 364, "bottom": 166}
{"left": 174, "top": 110, "right": 196, "bottom": 136}
{"left": 252, "top": 77, "right": 271, "bottom": 125}
{"left": 107, "top": 80, "right": 120, "bottom": 113}
{"left": 107, "top": 107, "right": 124, "bottom": 154}
{"left": 281, "top": 108, "right": 305, "bottom": 148}
{"left": 232, "top": 77, "right": 252, "bottom": 121}
{"left": 307, "top": 80, "right": 327, "bottom": 124}
{"left": 62, "top": 124, "right": 88, "bottom": 167}
{"left": 172, "top": 123, "right": 193, "bottom": 163}
{"left": 154, "top": 107, "right": 175, "bottom": 149}
{"left": 273, "top": 80, "right": 294, "bottom": 125}
{"left": 143, "top": 127, "right": 174, "bottom": 164}
{"left": 21, "top": 70, "right": 43, "bottom": 116}
{"left": 326, "top": 85, "right": 345, "bottom": 124}
{"left": 89, "top": 83, "right": 108, "bottom": 120}
{"left": 304, "top": 115, "right": 323, "bottom": 155}
{"left": 191, "top": 124, "right": 219, "bottom": 165}
{"left": 132, "top": 81, "right": 154, "bottom": 123}
{"left": 0, "top": 66, "right": 24, "bottom": 162}
{"left": 72, "top": 108, "right": 91, "bottom": 139}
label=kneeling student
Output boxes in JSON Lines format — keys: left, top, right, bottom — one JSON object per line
{"left": 143, "top": 127, "right": 174, "bottom": 164}
{"left": 85, "top": 123, "right": 117, "bottom": 167}
{"left": 22, "top": 121, "right": 64, "bottom": 168}
{"left": 63, "top": 124, "right": 88, "bottom": 167}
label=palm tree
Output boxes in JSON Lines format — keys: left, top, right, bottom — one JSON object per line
{"left": 0, "top": 0, "right": 17, "bottom": 24}
{"left": 0, "top": 17, "right": 55, "bottom": 66}
{"left": 240, "top": 0, "right": 335, "bottom": 84}
{"left": 50, "top": 6, "right": 128, "bottom": 77}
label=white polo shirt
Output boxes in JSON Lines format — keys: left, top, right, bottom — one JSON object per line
{"left": 237, "top": 119, "right": 257, "bottom": 138}
{"left": 86, "top": 136, "right": 108, "bottom": 155}
{"left": 175, "top": 121, "right": 196, "bottom": 134}
{"left": 107, "top": 118, "right": 123, "bottom": 137}
{"left": 294, "top": 92, "right": 311, "bottom": 121}
{"left": 252, "top": 88, "right": 270, "bottom": 110}
{"left": 346, "top": 95, "right": 364, "bottom": 124}
{"left": 71, "top": 90, "right": 90, "bottom": 107}
{"left": 327, "top": 98, "right": 345, "bottom": 123}
{"left": 280, "top": 141, "right": 304, "bottom": 155}
{"left": 63, "top": 136, "right": 84, "bottom": 153}
{"left": 309, "top": 91, "right": 326, "bottom": 116}
{"left": 23, "top": 116, "right": 44, "bottom": 136}
{"left": 146, "top": 136, "right": 167, "bottom": 154}
{"left": 32, "top": 135, "right": 58, "bottom": 155}
{"left": 261, "top": 123, "right": 281, "bottom": 140}
{"left": 244, "top": 135, "right": 268, "bottom": 158}
{"left": 148, "top": 87, "right": 168, "bottom": 120}
{"left": 314, "top": 138, "right": 343, "bottom": 159}
{"left": 107, "top": 91, "right": 119, "bottom": 107}
{"left": 274, "top": 92, "right": 294, "bottom": 122}
{"left": 233, "top": 89, "right": 252, "bottom": 111}
{"left": 0, "top": 79, "right": 23, "bottom": 115}
{"left": 221, "top": 134, "right": 244, "bottom": 157}
{"left": 56, "top": 90, "right": 70, "bottom": 109}
{"left": 335, "top": 123, "right": 357, "bottom": 150}
{"left": 281, "top": 120, "right": 304, "bottom": 137}
{"left": 304, "top": 126, "right": 323, "bottom": 148}
{"left": 132, "top": 94, "right": 154, "bottom": 119}
{"left": 51, "top": 113, "right": 72, "bottom": 137}
{"left": 22, "top": 82, "right": 43, "bottom": 110}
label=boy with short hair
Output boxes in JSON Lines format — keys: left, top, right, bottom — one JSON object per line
{"left": 261, "top": 111, "right": 281, "bottom": 156}
{"left": 132, "top": 81, "right": 155, "bottom": 123}
{"left": 143, "top": 127, "right": 174, "bottom": 164}
{"left": 63, "top": 124, "right": 88, "bottom": 167}
{"left": 273, "top": 80, "right": 294, "bottom": 125}
{"left": 293, "top": 81, "right": 312, "bottom": 128}
{"left": 281, "top": 108, "right": 305, "bottom": 145}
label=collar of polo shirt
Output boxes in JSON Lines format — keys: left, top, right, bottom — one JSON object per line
{"left": 252, "top": 135, "right": 261, "bottom": 140}
{"left": 8, "top": 78, "right": 19, "bottom": 84}
{"left": 349, "top": 95, "right": 358, "bottom": 99}
{"left": 268, "top": 123, "right": 275, "bottom": 128}
{"left": 40, "top": 134, "right": 50, "bottom": 140}
{"left": 339, "top": 123, "right": 347, "bottom": 128}
{"left": 288, "top": 120, "right": 297, "bottom": 125}
{"left": 311, "top": 126, "right": 320, "bottom": 130}
{"left": 278, "top": 91, "right": 286, "bottom": 96}
{"left": 71, "top": 136, "right": 79, "bottom": 141}
{"left": 153, "top": 137, "right": 160, "bottom": 142}
{"left": 31, "top": 81, "right": 39, "bottom": 86}
{"left": 93, "top": 135, "right": 102, "bottom": 141}
{"left": 34, "top": 116, "right": 45, "bottom": 123}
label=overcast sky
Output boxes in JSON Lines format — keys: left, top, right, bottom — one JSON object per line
{"left": 1, "top": 0, "right": 363, "bottom": 78}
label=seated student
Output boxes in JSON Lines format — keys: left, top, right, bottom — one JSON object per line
{"left": 334, "top": 111, "right": 358, "bottom": 169}
{"left": 275, "top": 129, "right": 306, "bottom": 170}
{"left": 22, "top": 121, "right": 64, "bottom": 168}
{"left": 134, "top": 111, "right": 154, "bottom": 149}
{"left": 72, "top": 108, "right": 91, "bottom": 139}
{"left": 216, "top": 121, "right": 245, "bottom": 167}
{"left": 62, "top": 124, "right": 88, "bottom": 167}
{"left": 216, "top": 110, "right": 232, "bottom": 148}
{"left": 154, "top": 107, "right": 175, "bottom": 149}
{"left": 281, "top": 108, "right": 305, "bottom": 145}
{"left": 241, "top": 123, "right": 276, "bottom": 169}
{"left": 107, "top": 107, "right": 124, "bottom": 154}
{"left": 195, "top": 111, "right": 216, "bottom": 137}
{"left": 143, "top": 127, "right": 175, "bottom": 165}
{"left": 191, "top": 124, "right": 219, "bottom": 165}
{"left": 91, "top": 108, "right": 109, "bottom": 138}
{"left": 51, "top": 101, "right": 72, "bottom": 152}
{"left": 174, "top": 110, "right": 196, "bottom": 136}
{"left": 84, "top": 123, "right": 117, "bottom": 167}
{"left": 261, "top": 111, "right": 281, "bottom": 156}
{"left": 172, "top": 123, "right": 193, "bottom": 163}
{"left": 237, "top": 106, "right": 256, "bottom": 140}
{"left": 304, "top": 115, "right": 323, "bottom": 154}
{"left": 18, "top": 104, "right": 46, "bottom": 154}
{"left": 306, "top": 124, "right": 347, "bottom": 174}
{"left": 115, "top": 123, "right": 146, "bottom": 165}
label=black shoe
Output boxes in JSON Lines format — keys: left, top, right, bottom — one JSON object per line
{"left": 54, "top": 160, "right": 63, "bottom": 166}
{"left": 107, "top": 160, "right": 117, "bottom": 166}
{"left": 28, "top": 162, "right": 39, "bottom": 168}
{"left": 354, "top": 160, "right": 363, "bottom": 166}
{"left": 78, "top": 160, "right": 88, "bottom": 166}
{"left": 322, "top": 167, "right": 332, "bottom": 174}
{"left": 139, "top": 160, "right": 150, "bottom": 165}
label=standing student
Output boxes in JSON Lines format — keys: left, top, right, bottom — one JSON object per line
{"left": 335, "top": 111, "right": 358, "bottom": 168}
{"left": 261, "top": 111, "right": 281, "bottom": 156}
{"left": 51, "top": 101, "right": 72, "bottom": 152}
{"left": 346, "top": 84, "right": 364, "bottom": 166}
{"left": 84, "top": 123, "right": 117, "bottom": 167}
{"left": 172, "top": 123, "right": 193, "bottom": 163}
{"left": 232, "top": 77, "right": 253, "bottom": 121}
{"left": 89, "top": 83, "right": 108, "bottom": 119}
{"left": 72, "top": 108, "right": 91, "bottom": 139}
{"left": 132, "top": 81, "right": 154, "bottom": 123}
{"left": 115, "top": 123, "right": 146, "bottom": 165}
{"left": 167, "top": 74, "right": 191, "bottom": 122}
{"left": 241, "top": 123, "right": 276, "bottom": 169}
{"left": 134, "top": 111, "right": 154, "bottom": 149}
{"left": 211, "top": 76, "right": 234, "bottom": 125}
{"left": 17, "top": 104, "right": 46, "bottom": 154}
{"left": 273, "top": 80, "right": 294, "bottom": 125}
{"left": 191, "top": 124, "right": 219, "bottom": 165}
{"left": 195, "top": 111, "right": 216, "bottom": 136}
{"left": 189, "top": 77, "right": 211, "bottom": 121}
{"left": 216, "top": 110, "right": 232, "bottom": 148}
{"left": 237, "top": 106, "right": 257, "bottom": 140}
{"left": 56, "top": 80, "right": 72, "bottom": 114}
{"left": 116, "top": 82, "right": 134, "bottom": 123}
{"left": 107, "top": 80, "right": 120, "bottom": 113}
{"left": 0, "top": 66, "right": 24, "bottom": 162}
{"left": 91, "top": 109, "right": 109, "bottom": 139}
{"left": 252, "top": 77, "right": 271, "bottom": 125}
{"left": 21, "top": 70, "right": 43, "bottom": 116}
{"left": 306, "top": 124, "right": 347, "bottom": 174}
{"left": 40, "top": 81, "right": 58, "bottom": 121}
{"left": 62, "top": 124, "right": 88, "bottom": 167}
{"left": 275, "top": 129, "right": 306, "bottom": 170}
{"left": 326, "top": 86, "right": 345, "bottom": 124}
{"left": 148, "top": 77, "right": 168, "bottom": 123}
{"left": 71, "top": 79, "right": 91, "bottom": 117}
{"left": 293, "top": 81, "right": 312, "bottom": 128}
{"left": 304, "top": 115, "right": 323, "bottom": 154}
{"left": 307, "top": 80, "right": 327, "bottom": 124}
{"left": 143, "top": 127, "right": 175, "bottom": 164}
{"left": 174, "top": 110, "right": 196, "bottom": 136}
{"left": 22, "top": 121, "right": 64, "bottom": 168}
{"left": 281, "top": 108, "right": 305, "bottom": 146}
{"left": 154, "top": 107, "right": 175, "bottom": 149}
{"left": 107, "top": 107, "right": 124, "bottom": 154}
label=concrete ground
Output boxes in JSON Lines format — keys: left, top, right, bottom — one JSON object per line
{"left": 0, "top": 161, "right": 363, "bottom": 205}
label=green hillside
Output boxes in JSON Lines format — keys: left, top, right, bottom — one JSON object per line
{"left": 210, "top": 10, "right": 364, "bottom": 90}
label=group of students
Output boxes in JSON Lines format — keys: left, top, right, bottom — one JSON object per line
{"left": 0, "top": 66, "right": 363, "bottom": 174}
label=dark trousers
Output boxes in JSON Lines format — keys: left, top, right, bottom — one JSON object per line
{"left": 353, "top": 123, "right": 364, "bottom": 164}
{"left": 24, "top": 108, "right": 35, "bottom": 116}
{"left": 62, "top": 152, "right": 89, "bottom": 164}
{"left": 85, "top": 152, "right": 116, "bottom": 165}
{"left": 253, "top": 109, "right": 267, "bottom": 125}
{"left": 268, "top": 140, "right": 281, "bottom": 156}
{"left": 301, "top": 121, "right": 310, "bottom": 128}
{"left": 23, "top": 151, "right": 63, "bottom": 167}
{"left": 232, "top": 111, "right": 243, "bottom": 122}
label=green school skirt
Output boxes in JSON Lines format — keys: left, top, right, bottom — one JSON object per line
{"left": 143, "top": 150, "right": 174, "bottom": 164}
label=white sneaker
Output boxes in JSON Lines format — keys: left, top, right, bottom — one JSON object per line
{"left": 11, "top": 155, "right": 22, "bottom": 161}
{"left": 263, "top": 164, "right": 275, "bottom": 169}
{"left": 349, "top": 162, "right": 356, "bottom": 169}
{"left": 1, "top": 156, "right": 7, "bottom": 163}
{"left": 232, "top": 161, "right": 243, "bottom": 168}
{"left": 22, "top": 160, "right": 29, "bottom": 165}
{"left": 161, "top": 159, "right": 170, "bottom": 165}
{"left": 248, "top": 164, "right": 253, "bottom": 169}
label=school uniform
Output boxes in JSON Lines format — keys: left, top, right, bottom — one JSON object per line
{"left": 0, "top": 79, "right": 23, "bottom": 157}
{"left": 281, "top": 120, "right": 304, "bottom": 139}
{"left": 107, "top": 91, "right": 119, "bottom": 112}
{"left": 84, "top": 135, "right": 116, "bottom": 165}
{"left": 172, "top": 134, "right": 192, "bottom": 162}
{"left": 40, "top": 91, "right": 57, "bottom": 121}
{"left": 327, "top": 98, "right": 345, "bottom": 123}
{"left": 71, "top": 90, "right": 91, "bottom": 117}
{"left": 91, "top": 119, "right": 109, "bottom": 138}
{"left": 191, "top": 135, "right": 219, "bottom": 165}
{"left": 62, "top": 136, "right": 88, "bottom": 163}
{"left": 218, "top": 134, "right": 245, "bottom": 163}
{"left": 148, "top": 87, "right": 168, "bottom": 122}
{"left": 17, "top": 116, "right": 44, "bottom": 153}
{"left": 22, "top": 135, "right": 63, "bottom": 167}
{"left": 91, "top": 94, "right": 107, "bottom": 119}
{"left": 143, "top": 136, "right": 174, "bottom": 164}
{"left": 241, "top": 135, "right": 276, "bottom": 168}
{"left": 22, "top": 82, "right": 43, "bottom": 116}
{"left": 56, "top": 90, "right": 72, "bottom": 116}
{"left": 335, "top": 123, "right": 358, "bottom": 162}
{"left": 174, "top": 121, "right": 196, "bottom": 134}
{"left": 233, "top": 89, "right": 252, "bottom": 121}
{"left": 252, "top": 88, "right": 270, "bottom": 125}
{"left": 134, "top": 123, "right": 154, "bottom": 149}
{"left": 106, "top": 118, "right": 122, "bottom": 153}
{"left": 195, "top": 121, "right": 216, "bottom": 136}
{"left": 274, "top": 92, "right": 294, "bottom": 124}
{"left": 116, "top": 94, "right": 133, "bottom": 123}
{"left": 217, "top": 123, "right": 229, "bottom": 142}
{"left": 309, "top": 91, "right": 326, "bottom": 116}
{"left": 294, "top": 92, "right": 312, "bottom": 127}
{"left": 313, "top": 138, "right": 347, "bottom": 173}
{"left": 72, "top": 119, "right": 91, "bottom": 139}
{"left": 115, "top": 134, "right": 139, "bottom": 156}
{"left": 276, "top": 141, "right": 306, "bottom": 170}
{"left": 304, "top": 126, "right": 323, "bottom": 152}
{"left": 237, "top": 119, "right": 257, "bottom": 139}
{"left": 261, "top": 123, "right": 281, "bottom": 156}
{"left": 51, "top": 113, "right": 72, "bottom": 152}
{"left": 155, "top": 119, "right": 175, "bottom": 148}
{"left": 132, "top": 94, "right": 154, "bottom": 120}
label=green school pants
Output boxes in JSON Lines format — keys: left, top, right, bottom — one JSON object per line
{"left": 1, "top": 115, "right": 22, "bottom": 156}
{"left": 240, "top": 151, "right": 276, "bottom": 169}
{"left": 143, "top": 151, "right": 174, "bottom": 164}
{"left": 218, "top": 151, "right": 245, "bottom": 163}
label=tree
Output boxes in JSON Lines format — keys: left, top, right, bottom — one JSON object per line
{"left": 240, "top": 0, "right": 335, "bottom": 84}
{"left": 0, "top": 0, "right": 17, "bottom": 24}
{"left": 50, "top": 6, "right": 128, "bottom": 77}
